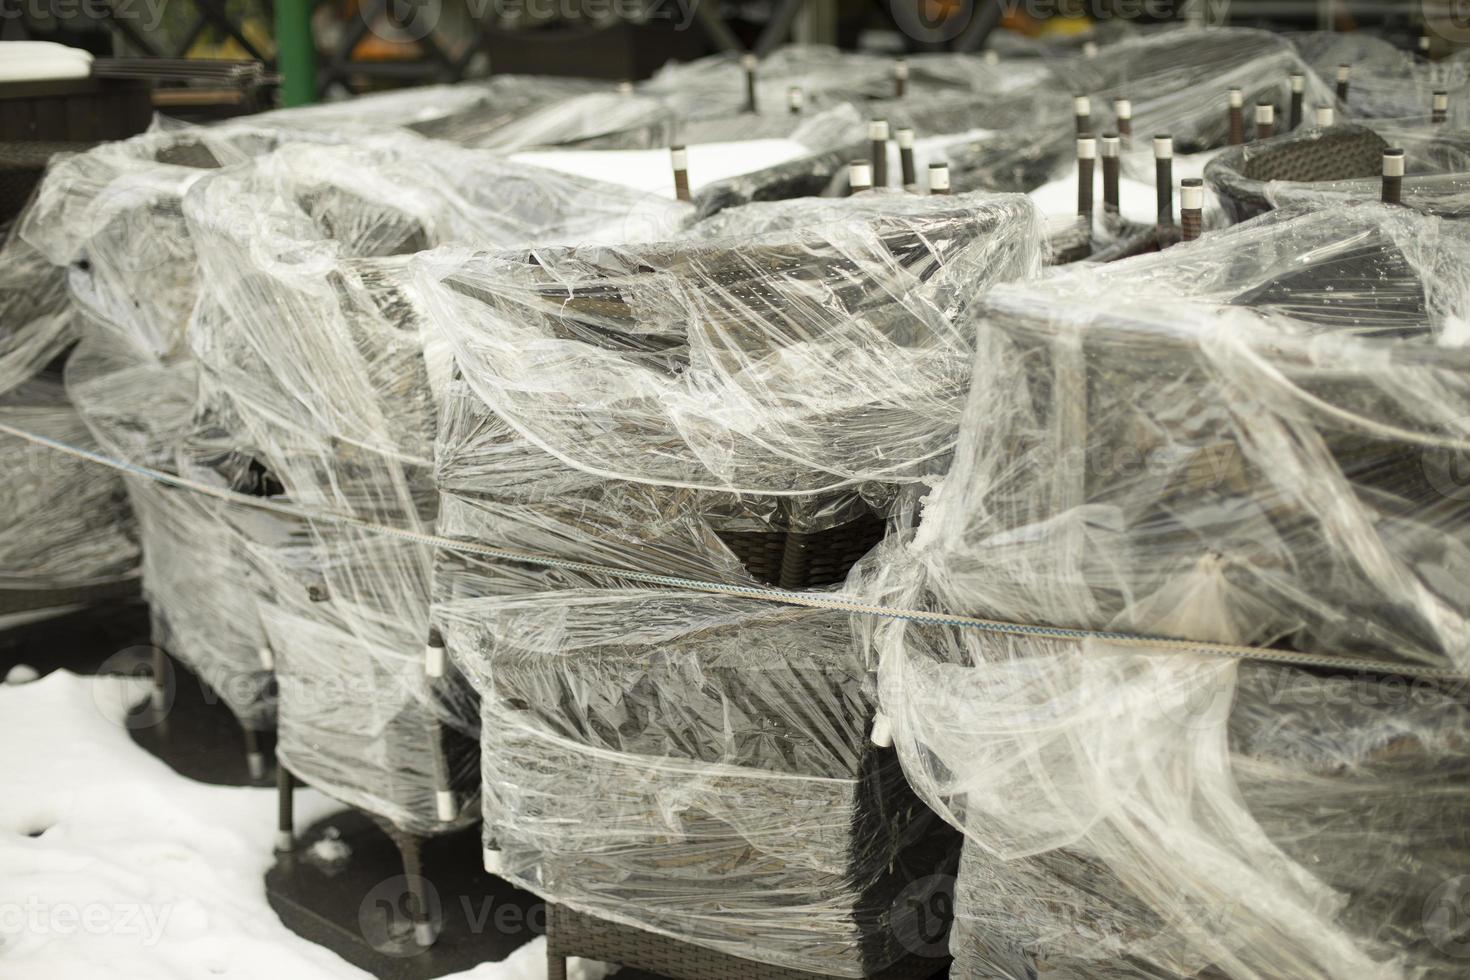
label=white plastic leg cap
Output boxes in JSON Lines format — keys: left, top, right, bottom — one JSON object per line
{"left": 246, "top": 752, "right": 266, "bottom": 780}
{"left": 483, "top": 846, "right": 505, "bottom": 875}
{"left": 274, "top": 830, "right": 294, "bottom": 853}
{"left": 425, "top": 645, "right": 446, "bottom": 679}
{"left": 436, "top": 790, "right": 456, "bottom": 822}
{"left": 870, "top": 713, "right": 894, "bottom": 748}
{"left": 413, "top": 921, "right": 437, "bottom": 947}
{"left": 258, "top": 646, "right": 274, "bottom": 671}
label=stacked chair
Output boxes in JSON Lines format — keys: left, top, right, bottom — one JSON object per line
{"left": 418, "top": 191, "right": 1045, "bottom": 977}
{"left": 180, "top": 132, "right": 690, "bottom": 945}
{"left": 864, "top": 203, "right": 1470, "bottom": 980}
{"left": 18, "top": 124, "right": 349, "bottom": 769}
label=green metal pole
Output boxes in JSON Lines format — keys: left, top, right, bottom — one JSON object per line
{"left": 274, "top": 0, "right": 317, "bottom": 107}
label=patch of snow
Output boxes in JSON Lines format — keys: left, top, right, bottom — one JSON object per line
{"left": 512, "top": 139, "right": 809, "bottom": 198}
{"left": 0, "top": 670, "right": 605, "bottom": 979}
{"left": 5, "top": 664, "right": 39, "bottom": 684}
{"left": 304, "top": 826, "right": 352, "bottom": 870}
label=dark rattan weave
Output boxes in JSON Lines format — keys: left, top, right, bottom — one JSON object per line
{"left": 715, "top": 512, "right": 886, "bottom": 590}
{"left": 545, "top": 904, "right": 950, "bottom": 980}
{"left": 1205, "top": 125, "right": 1388, "bottom": 222}
{"left": 0, "top": 579, "right": 140, "bottom": 616}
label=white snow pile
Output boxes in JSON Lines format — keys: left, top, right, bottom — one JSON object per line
{"left": 0, "top": 669, "right": 609, "bottom": 980}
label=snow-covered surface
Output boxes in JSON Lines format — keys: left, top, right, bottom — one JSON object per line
{"left": 512, "top": 139, "right": 809, "bottom": 198}
{"left": 0, "top": 670, "right": 610, "bottom": 979}
{"left": 0, "top": 41, "right": 92, "bottom": 82}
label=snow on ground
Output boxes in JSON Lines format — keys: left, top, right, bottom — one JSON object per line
{"left": 0, "top": 670, "right": 604, "bottom": 980}
{"left": 512, "top": 139, "right": 810, "bottom": 198}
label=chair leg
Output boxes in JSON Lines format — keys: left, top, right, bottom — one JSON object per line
{"left": 242, "top": 724, "right": 266, "bottom": 781}
{"left": 150, "top": 646, "right": 168, "bottom": 713}
{"left": 428, "top": 717, "right": 456, "bottom": 823}
{"left": 546, "top": 902, "right": 567, "bottom": 980}
{"left": 275, "top": 765, "right": 294, "bottom": 852}
{"left": 392, "top": 830, "right": 437, "bottom": 947}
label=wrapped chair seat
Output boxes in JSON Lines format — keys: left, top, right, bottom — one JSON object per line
{"left": 441, "top": 591, "right": 958, "bottom": 978}
{"left": 182, "top": 134, "right": 690, "bottom": 832}
{"left": 1206, "top": 123, "right": 1470, "bottom": 222}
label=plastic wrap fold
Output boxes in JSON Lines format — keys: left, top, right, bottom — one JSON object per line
{"left": 864, "top": 204, "right": 1470, "bottom": 980}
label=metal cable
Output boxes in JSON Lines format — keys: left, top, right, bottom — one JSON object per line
{"left": 4, "top": 419, "right": 1464, "bottom": 683}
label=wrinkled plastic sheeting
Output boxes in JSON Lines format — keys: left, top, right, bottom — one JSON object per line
{"left": 440, "top": 590, "right": 957, "bottom": 977}
{"left": 0, "top": 230, "right": 73, "bottom": 398}
{"left": 862, "top": 204, "right": 1470, "bottom": 980}
{"left": 20, "top": 123, "right": 345, "bottom": 362}
{"left": 1290, "top": 31, "right": 1470, "bottom": 124}
{"left": 973, "top": 27, "right": 1338, "bottom": 193}
{"left": 184, "top": 134, "right": 692, "bottom": 466}
{"left": 251, "top": 520, "right": 482, "bottom": 835}
{"left": 178, "top": 135, "right": 688, "bottom": 830}
{"left": 414, "top": 192, "right": 1044, "bottom": 500}
{"left": 0, "top": 377, "right": 138, "bottom": 589}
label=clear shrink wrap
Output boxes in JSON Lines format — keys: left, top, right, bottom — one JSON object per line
{"left": 180, "top": 134, "right": 689, "bottom": 832}
{"left": 862, "top": 204, "right": 1470, "bottom": 980}
{"left": 0, "top": 376, "right": 138, "bottom": 592}
{"left": 1050, "top": 28, "right": 1332, "bottom": 156}
{"left": 423, "top": 193, "right": 1045, "bottom": 971}
{"left": 935, "top": 28, "right": 1331, "bottom": 210}
{"left": 62, "top": 333, "right": 278, "bottom": 730}
{"left": 455, "top": 90, "right": 676, "bottom": 152}
{"left": 21, "top": 123, "right": 341, "bottom": 361}
{"left": 439, "top": 589, "right": 958, "bottom": 977}
{"left": 1290, "top": 31, "right": 1470, "bottom": 124}
{"left": 16, "top": 124, "right": 343, "bottom": 722}
{"left": 416, "top": 191, "right": 1043, "bottom": 500}
{"left": 0, "top": 228, "right": 72, "bottom": 397}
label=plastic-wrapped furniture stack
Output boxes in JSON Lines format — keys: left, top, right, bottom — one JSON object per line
{"left": 420, "top": 192, "right": 1045, "bottom": 977}
{"left": 18, "top": 124, "right": 341, "bottom": 766}
{"left": 180, "top": 131, "right": 690, "bottom": 942}
{"left": 865, "top": 203, "right": 1470, "bottom": 980}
